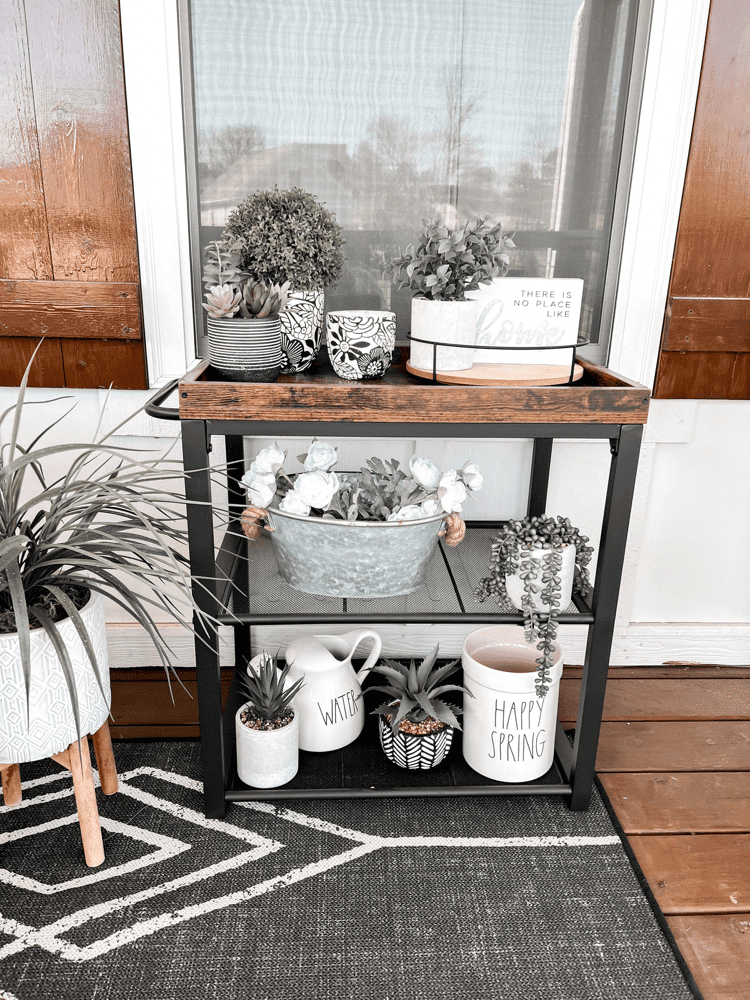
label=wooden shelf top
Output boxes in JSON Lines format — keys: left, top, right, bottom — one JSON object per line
{"left": 177, "top": 349, "right": 650, "bottom": 425}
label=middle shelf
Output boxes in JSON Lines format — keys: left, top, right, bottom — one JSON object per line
{"left": 216, "top": 523, "right": 594, "bottom": 625}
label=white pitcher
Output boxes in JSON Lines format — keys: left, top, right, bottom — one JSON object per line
{"left": 284, "top": 629, "right": 382, "bottom": 752}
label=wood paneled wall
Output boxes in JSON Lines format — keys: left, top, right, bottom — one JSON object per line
{"left": 0, "top": 0, "right": 147, "bottom": 388}
{"left": 654, "top": 0, "right": 750, "bottom": 398}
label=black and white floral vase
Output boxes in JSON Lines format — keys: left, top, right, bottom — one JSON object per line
{"left": 279, "top": 290, "right": 324, "bottom": 373}
{"left": 378, "top": 715, "right": 454, "bottom": 769}
{"left": 326, "top": 310, "right": 396, "bottom": 380}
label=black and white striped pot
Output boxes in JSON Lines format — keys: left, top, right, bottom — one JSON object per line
{"left": 206, "top": 317, "right": 282, "bottom": 382}
{"left": 378, "top": 714, "right": 454, "bottom": 770}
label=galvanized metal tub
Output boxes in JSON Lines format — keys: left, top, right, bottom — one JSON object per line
{"left": 265, "top": 507, "right": 446, "bottom": 598}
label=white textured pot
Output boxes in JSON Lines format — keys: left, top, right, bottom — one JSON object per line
{"left": 0, "top": 591, "right": 110, "bottom": 764}
{"left": 279, "top": 289, "right": 324, "bottom": 373}
{"left": 505, "top": 542, "right": 576, "bottom": 613}
{"left": 409, "top": 297, "right": 479, "bottom": 372}
{"left": 461, "top": 625, "right": 563, "bottom": 783}
{"left": 235, "top": 703, "right": 299, "bottom": 788}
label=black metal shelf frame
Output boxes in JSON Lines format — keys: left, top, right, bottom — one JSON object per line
{"left": 150, "top": 387, "right": 643, "bottom": 819}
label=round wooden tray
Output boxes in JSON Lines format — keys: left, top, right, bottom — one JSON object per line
{"left": 405, "top": 360, "right": 584, "bottom": 386}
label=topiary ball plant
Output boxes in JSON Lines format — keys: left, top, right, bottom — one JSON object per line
{"left": 474, "top": 515, "right": 594, "bottom": 698}
{"left": 221, "top": 187, "right": 344, "bottom": 291}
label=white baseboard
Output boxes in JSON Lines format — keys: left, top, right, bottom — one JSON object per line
{"left": 106, "top": 622, "right": 750, "bottom": 668}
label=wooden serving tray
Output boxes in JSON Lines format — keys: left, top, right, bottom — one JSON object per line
{"left": 405, "top": 360, "right": 584, "bottom": 386}
{"left": 177, "top": 348, "right": 650, "bottom": 425}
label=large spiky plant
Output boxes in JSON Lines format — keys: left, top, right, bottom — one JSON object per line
{"left": 0, "top": 349, "right": 215, "bottom": 747}
{"left": 236, "top": 651, "right": 304, "bottom": 728}
{"left": 368, "top": 644, "right": 472, "bottom": 734}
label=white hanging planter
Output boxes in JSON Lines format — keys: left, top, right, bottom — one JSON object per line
{"left": 461, "top": 625, "right": 563, "bottom": 783}
{"left": 504, "top": 542, "right": 577, "bottom": 613}
{"left": 235, "top": 702, "right": 300, "bottom": 788}
{"left": 0, "top": 591, "right": 110, "bottom": 764}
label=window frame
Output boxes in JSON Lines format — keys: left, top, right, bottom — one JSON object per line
{"left": 119, "top": 0, "right": 710, "bottom": 390}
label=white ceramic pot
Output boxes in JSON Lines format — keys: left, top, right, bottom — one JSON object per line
{"left": 461, "top": 625, "right": 563, "bottom": 783}
{"left": 0, "top": 591, "right": 110, "bottom": 764}
{"left": 206, "top": 316, "right": 282, "bottom": 382}
{"left": 279, "top": 289, "right": 324, "bottom": 373}
{"left": 235, "top": 703, "right": 299, "bottom": 788}
{"left": 325, "top": 309, "right": 396, "bottom": 380}
{"left": 409, "top": 297, "right": 479, "bottom": 372}
{"left": 505, "top": 542, "right": 576, "bottom": 613}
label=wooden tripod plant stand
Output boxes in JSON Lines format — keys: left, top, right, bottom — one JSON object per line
{"left": 0, "top": 721, "right": 118, "bottom": 867}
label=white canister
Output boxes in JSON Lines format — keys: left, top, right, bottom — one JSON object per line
{"left": 461, "top": 625, "right": 563, "bottom": 783}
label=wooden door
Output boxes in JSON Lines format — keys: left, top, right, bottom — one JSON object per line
{"left": 654, "top": 0, "right": 750, "bottom": 398}
{"left": 0, "top": 0, "right": 147, "bottom": 389}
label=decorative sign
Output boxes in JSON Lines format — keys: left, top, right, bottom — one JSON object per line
{"left": 467, "top": 278, "right": 584, "bottom": 366}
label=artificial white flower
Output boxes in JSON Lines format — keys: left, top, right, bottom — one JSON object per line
{"left": 387, "top": 505, "right": 425, "bottom": 521}
{"left": 461, "top": 461, "right": 484, "bottom": 493}
{"left": 409, "top": 455, "right": 441, "bottom": 490}
{"left": 420, "top": 497, "right": 442, "bottom": 517}
{"left": 278, "top": 491, "right": 311, "bottom": 516}
{"left": 244, "top": 462, "right": 276, "bottom": 485}
{"left": 303, "top": 440, "right": 338, "bottom": 472}
{"left": 245, "top": 477, "right": 275, "bottom": 508}
{"left": 293, "top": 470, "right": 340, "bottom": 509}
{"left": 438, "top": 470, "right": 467, "bottom": 513}
{"left": 253, "top": 443, "right": 285, "bottom": 475}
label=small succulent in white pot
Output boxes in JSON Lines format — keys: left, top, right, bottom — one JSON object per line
{"left": 380, "top": 215, "right": 515, "bottom": 372}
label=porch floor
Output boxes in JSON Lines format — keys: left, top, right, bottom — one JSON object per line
{"left": 110, "top": 663, "right": 750, "bottom": 1001}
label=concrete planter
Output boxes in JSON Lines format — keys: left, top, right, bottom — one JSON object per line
{"left": 235, "top": 703, "right": 299, "bottom": 788}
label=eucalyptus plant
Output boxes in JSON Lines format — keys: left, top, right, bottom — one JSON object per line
{"left": 380, "top": 214, "right": 515, "bottom": 301}
{"left": 475, "top": 515, "right": 594, "bottom": 697}
{"left": 0, "top": 352, "right": 217, "bottom": 746}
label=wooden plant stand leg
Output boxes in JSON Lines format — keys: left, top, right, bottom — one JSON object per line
{"left": 0, "top": 764, "right": 22, "bottom": 807}
{"left": 91, "top": 721, "right": 119, "bottom": 795}
{"left": 52, "top": 738, "right": 105, "bottom": 868}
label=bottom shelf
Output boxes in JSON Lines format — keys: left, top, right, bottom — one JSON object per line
{"left": 225, "top": 719, "right": 573, "bottom": 802}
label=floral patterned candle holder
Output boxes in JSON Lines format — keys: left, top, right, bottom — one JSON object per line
{"left": 325, "top": 310, "right": 396, "bottom": 380}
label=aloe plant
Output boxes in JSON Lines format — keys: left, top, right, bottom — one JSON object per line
{"left": 236, "top": 651, "right": 303, "bottom": 726}
{"left": 0, "top": 349, "right": 216, "bottom": 747}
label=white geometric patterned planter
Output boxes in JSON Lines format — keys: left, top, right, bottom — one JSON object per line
{"left": 0, "top": 592, "right": 110, "bottom": 764}
{"left": 378, "top": 715, "right": 454, "bottom": 769}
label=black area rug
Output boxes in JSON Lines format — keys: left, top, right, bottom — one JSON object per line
{"left": 0, "top": 741, "right": 698, "bottom": 1001}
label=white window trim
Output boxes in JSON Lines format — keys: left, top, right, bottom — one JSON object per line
{"left": 120, "top": 0, "right": 709, "bottom": 392}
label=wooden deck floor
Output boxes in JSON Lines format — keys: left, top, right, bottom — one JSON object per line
{"left": 110, "top": 664, "right": 750, "bottom": 1000}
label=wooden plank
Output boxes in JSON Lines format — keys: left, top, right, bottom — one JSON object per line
{"left": 663, "top": 297, "right": 750, "bottom": 352}
{"left": 0, "top": 336, "right": 65, "bottom": 386}
{"left": 109, "top": 669, "right": 233, "bottom": 728}
{"left": 23, "top": 0, "right": 139, "bottom": 283}
{"left": 667, "top": 913, "right": 750, "bottom": 1000}
{"left": 178, "top": 353, "right": 651, "bottom": 425}
{"left": 0, "top": 0, "right": 53, "bottom": 281}
{"left": 654, "top": 350, "right": 750, "bottom": 400}
{"left": 559, "top": 678, "right": 750, "bottom": 722}
{"left": 111, "top": 726, "right": 201, "bottom": 740}
{"left": 628, "top": 834, "right": 750, "bottom": 913}
{"left": 599, "top": 773, "right": 750, "bottom": 833}
{"left": 61, "top": 339, "right": 148, "bottom": 389}
{"left": 591, "top": 721, "right": 750, "bottom": 772}
{"left": 0, "top": 280, "right": 141, "bottom": 339}
{"left": 563, "top": 666, "right": 750, "bottom": 679}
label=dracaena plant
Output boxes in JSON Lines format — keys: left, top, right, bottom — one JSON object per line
{"left": 0, "top": 352, "right": 216, "bottom": 746}
{"left": 380, "top": 214, "right": 515, "bottom": 301}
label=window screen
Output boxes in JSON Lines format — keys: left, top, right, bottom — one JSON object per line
{"left": 183, "top": 0, "right": 646, "bottom": 352}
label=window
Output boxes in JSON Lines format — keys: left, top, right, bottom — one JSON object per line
{"left": 180, "top": 0, "right": 651, "bottom": 360}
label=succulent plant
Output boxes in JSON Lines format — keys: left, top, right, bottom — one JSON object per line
{"left": 237, "top": 279, "right": 290, "bottom": 319}
{"left": 202, "top": 237, "right": 248, "bottom": 291}
{"left": 237, "top": 651, "right": 304, "bottom": 724}
{"left": 368, "top": 644, "right": 472, "bottom": 734}
{"left": 475, "top": 515, "right": 594, "bottom": 697}
{"left": 221, "top": 187, "right": 344, "bottom": 290}
{"left": 203, "top": 284, "right": 242, "bottom": 319}
{"left": 380, "top": 214, "right": 515, "bottom": 302}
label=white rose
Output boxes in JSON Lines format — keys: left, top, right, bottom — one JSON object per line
{"left": 293, "top": 470, "right": 340, "bottom": 509}
{"left": 462, "top": 461, "right": 483, "bottom": 493}
{"left": 438, "top": 470, "right": 467, "bottom": 513}
{"left": 409, "top": 455, "right": 441, "bottom": 490}
{"left": 303, "top": 440, "right": 338, "bottom": 472}
{"left": 243, "top": 462, "right": 276, "bottom": 486}
{"left": 420, "top": 497, "right": 442, "bottom": 516}
{"left": 387, "top": 505, "right": 425, "bottom": 521}
{"left": 278, "top": 491, "right": 311, "bottom": 516}
{"left": 245, "top": 477, "right": 275, "bottom": 508}
{"left": 253, "top": 443, "right": 285, "bottom": 475}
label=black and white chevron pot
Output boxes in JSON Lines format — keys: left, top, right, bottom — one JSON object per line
{"left": 378, "top": 715, "right": 454, "bottom": 769}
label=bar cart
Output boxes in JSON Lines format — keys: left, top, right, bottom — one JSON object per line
{"left": 146, "top": 349, "right": 650, "bottom": 818}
